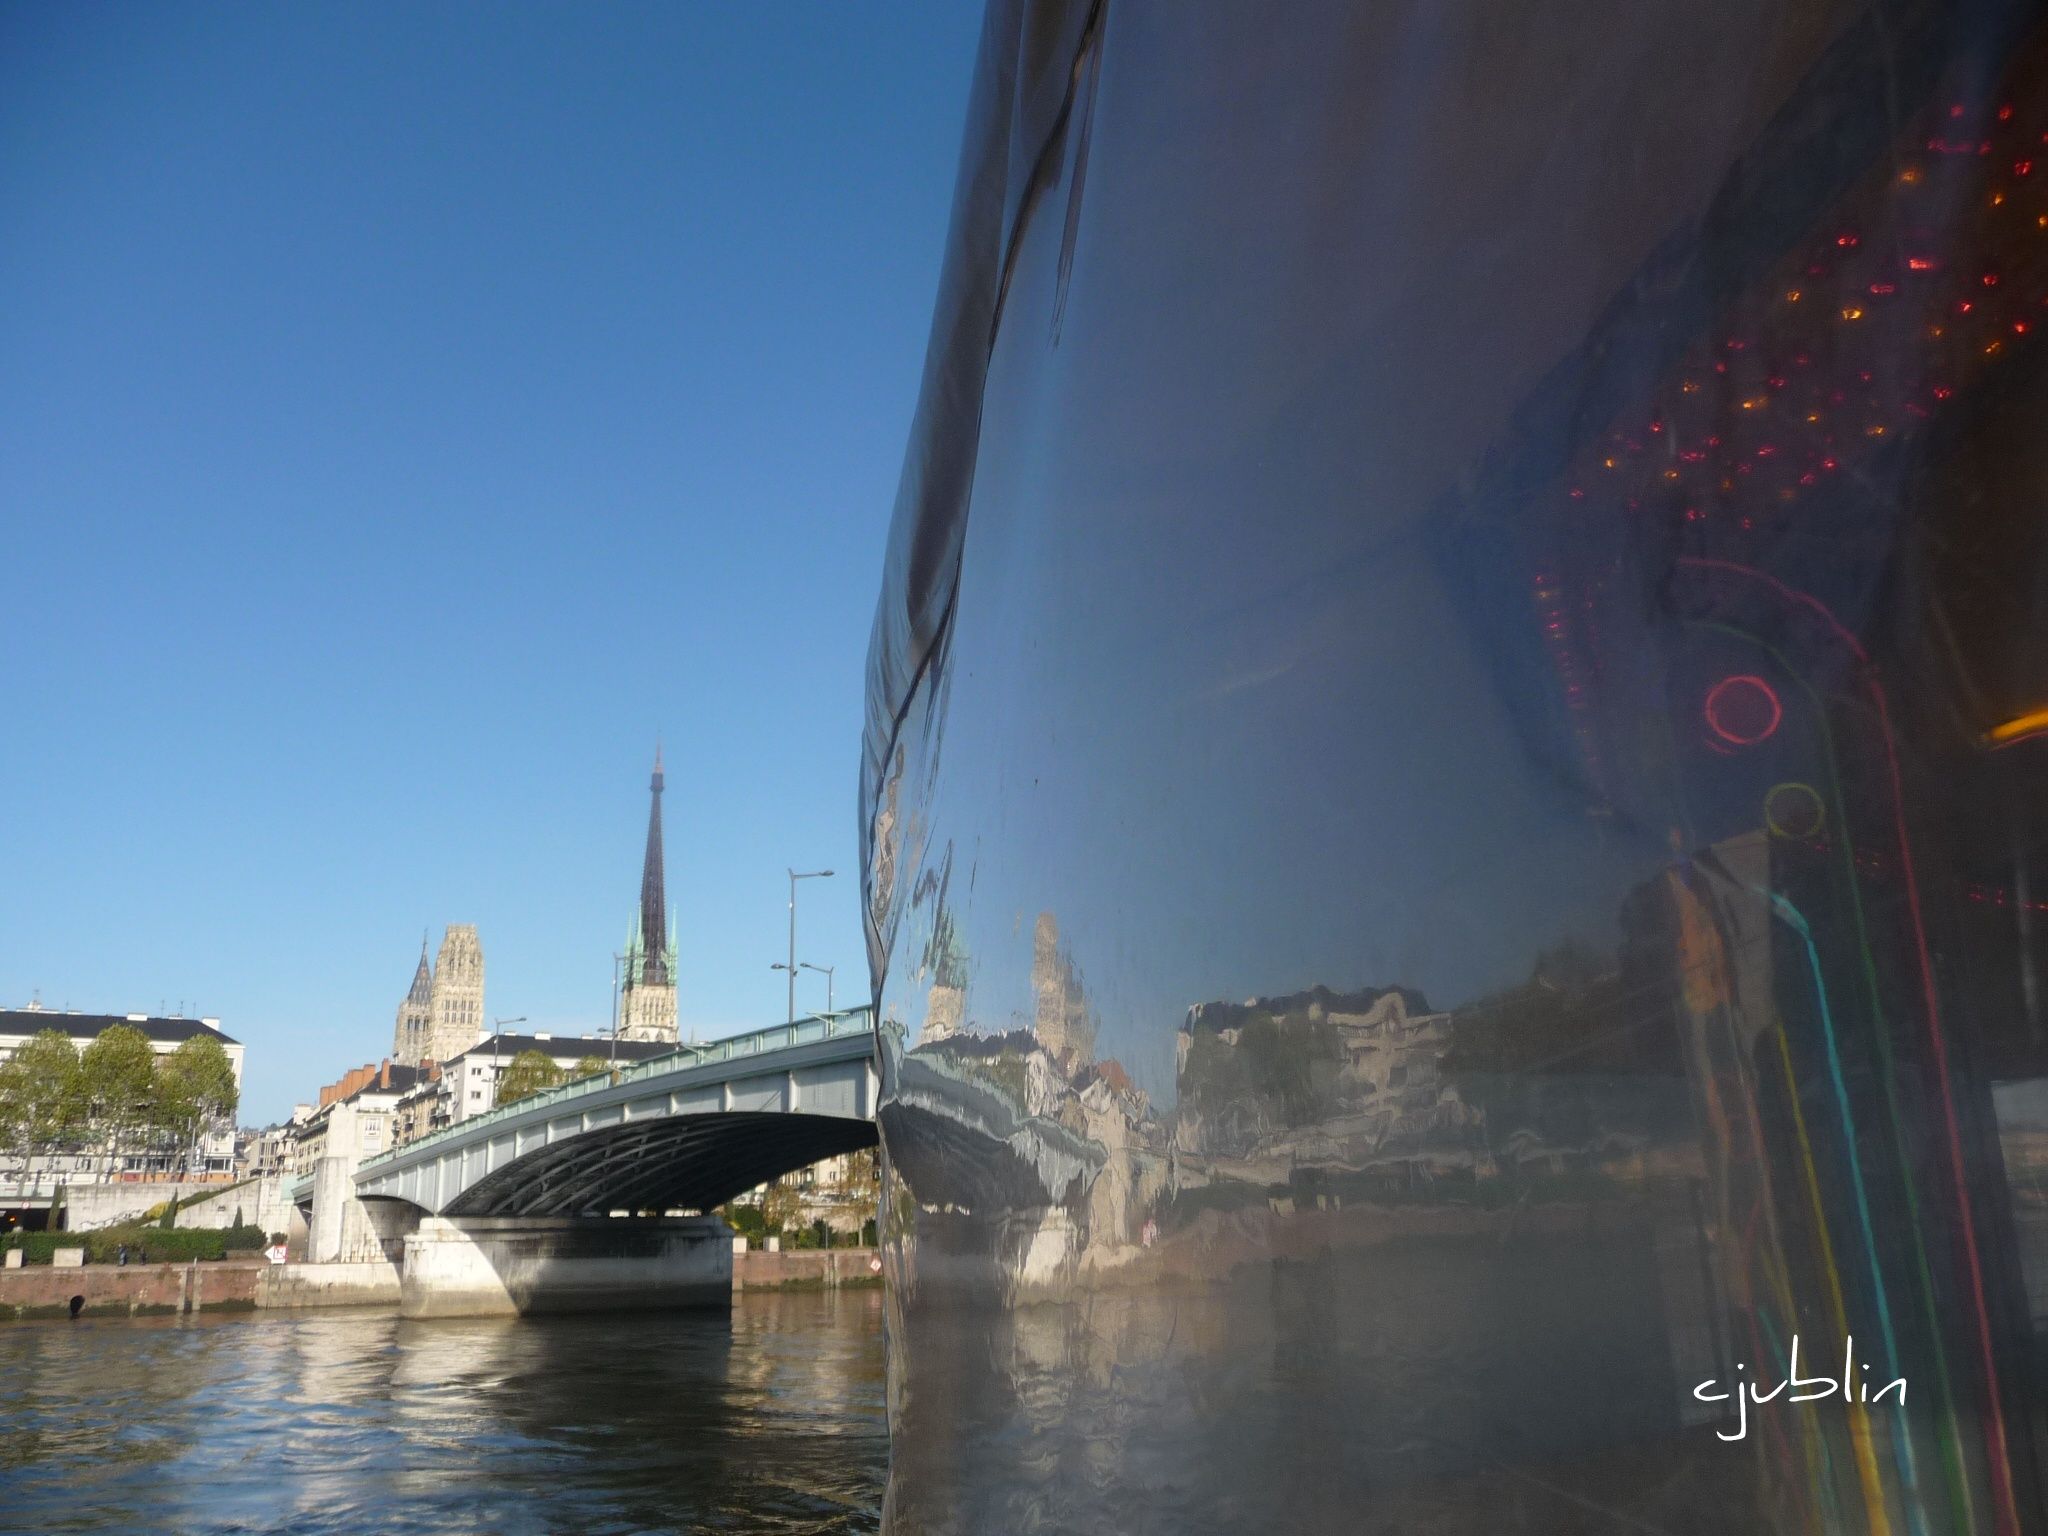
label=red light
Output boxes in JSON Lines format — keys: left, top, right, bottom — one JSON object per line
{"left": 1984, "top": 272, "right": 2001, "bottom": 286}
{"left": 1836, "top": 232, "right": 1860, "bottom": 247}
{"left": 2000, "top": 104, "right": 2016, "bottom": 122}
{"left": 1951, "top": 104, "right": 1967, "bottom": 119}
{"left": 1705, "top": 675, "right": 1783, "bottom": 746}
{"left": 2018, "top": 160, "right": 2035, "bottom": 177}
{"left": 1869, "top": 283, "right": 1896, "bottom": 295}
{"left": 1907, "top": 257, "right": 1938, "bottom": 271}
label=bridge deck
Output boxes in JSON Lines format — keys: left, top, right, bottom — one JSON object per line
{"left": 340, "top": 1009, "right": 877, "bottom": 1216}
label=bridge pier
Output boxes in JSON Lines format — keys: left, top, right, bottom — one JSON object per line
{"left": 398, "top": 1215, "right": 732, "bottom": 1319}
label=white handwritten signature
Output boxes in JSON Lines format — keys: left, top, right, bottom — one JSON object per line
{"left": 1695, "top": 1335, "right": 1905, "bottom": 1442}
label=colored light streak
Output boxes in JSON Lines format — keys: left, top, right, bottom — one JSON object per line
{"left": 1986, "top": 705, "right": 2048, "bottom": 747}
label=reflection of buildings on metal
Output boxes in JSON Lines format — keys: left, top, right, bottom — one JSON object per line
{"left": 1176, "top": 986, "right": 1478, "bottom": 1191}
{"left": 863, "top": 3, "right": 2048, "bottom": 1531}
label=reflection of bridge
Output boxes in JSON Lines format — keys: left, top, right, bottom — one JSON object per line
{"left": 296, "top": 1010, "right": 878, "bottom": 1317}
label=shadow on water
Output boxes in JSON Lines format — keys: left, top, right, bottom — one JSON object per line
{"left": 0, "top": 1290, "right": 887, "bottom": 1536}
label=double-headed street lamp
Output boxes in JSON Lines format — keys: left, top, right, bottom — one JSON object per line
{"left": 800, "top": 962, "right": 836, "bottom": 1013}
{"left": 771, "top": 868, "right": 833, "bottom": 1024}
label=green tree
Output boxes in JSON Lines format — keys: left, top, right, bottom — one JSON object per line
{"left": 79, "top": 1024, "right": 158, "bottom": 1179}
{"left": 495, "top": 1050, "right": 566, "bottom": 1107}
{"left": 0, "top": 1029, "right": 84, "bottom": 1164}
{"left": 158, "top": 1035, "right": 240, "bottom": 1175}
{"left": 571, "top": 1055, "right": 609, "bottom": 1080}
{"left": 759, "top": 1177, "right": 803, "bottom": 1236}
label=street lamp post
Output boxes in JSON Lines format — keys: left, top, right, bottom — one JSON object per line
{"left": 800, "top": 962, "right": 836, "bottom": 1013}
{"left": 782, "top": 868, "right": 833, "bottom": 1023}
{"left": 491, "top": 1017, "right": 527, "bottom": 1112}
{"left": 610, "top": 952, "right": 627, "bottom": 1069}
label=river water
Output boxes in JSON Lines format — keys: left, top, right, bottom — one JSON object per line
{"left": 0, "top": 1290, "right": 887, "bottom": 1535}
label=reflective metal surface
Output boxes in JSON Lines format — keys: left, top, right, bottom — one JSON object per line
{"left": 863, "top": 2, "right": 2048, "bottom": 1531}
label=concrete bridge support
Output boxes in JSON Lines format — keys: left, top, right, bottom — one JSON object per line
{"left": 398, "top": 1215, "right": 732, "bottom": 1319}
{"left": 309, "top": 1157, "right": 413, "bottom": 1263}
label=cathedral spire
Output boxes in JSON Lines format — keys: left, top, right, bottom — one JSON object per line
{"left": 638, "top": 745, "right": 668, "bottom": 987}
{"left": 407, "top": 937, "right": 433, "bottom": 1005}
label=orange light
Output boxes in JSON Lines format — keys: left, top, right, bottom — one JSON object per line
{"left": 1842, "top": 306, "right": 1865, "bottom": 320}
{"left": 1900, "top": 166, "right": 1922, "bottom": 185}
{"left": 1987, "top": 708, "right": 2048, "bottom": 748}
{"left": 1787, "top": 289, "right": 1803, "bottom": 302}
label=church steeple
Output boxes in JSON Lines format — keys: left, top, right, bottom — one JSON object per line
{"left": 638, "top": 745, "right": 668, "bottom": 987}
{"left": 618, "top": 746, "right": 681, "bottom": 1045}
{"left": 407, "top": 934, "right": 433, "bottom": 1005}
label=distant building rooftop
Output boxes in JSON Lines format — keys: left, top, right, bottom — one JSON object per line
{"left": 0, "top": 1007, "right": 238, "bottom": 1047}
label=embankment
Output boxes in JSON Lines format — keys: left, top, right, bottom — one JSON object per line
{"left": 734, "top": 1247, "right": 882, "bottom": 1291}
{"left": 3, "top": 1248, "right": 877, "bottom": 1319}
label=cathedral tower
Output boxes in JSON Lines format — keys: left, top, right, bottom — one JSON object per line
{"left": 392, "top": 935, "right": 433, "bottom": 1065}
{"left": 425, "top": 923, "right": 485, "bottom": 1064}
{"left": 619, "top": 748, "right": 679, "bottom": 1043}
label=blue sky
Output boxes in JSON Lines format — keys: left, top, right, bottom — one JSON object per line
{"left": 0, "top": 5, "right": 983, "bottom": 1121}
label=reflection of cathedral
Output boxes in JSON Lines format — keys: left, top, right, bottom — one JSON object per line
{"left": 618, "top": 748, "right": 678, "bottom": 1045}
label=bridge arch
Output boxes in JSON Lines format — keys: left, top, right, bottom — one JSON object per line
{"left": 440, "top": 1109, "right": 876, "bottom": 1217}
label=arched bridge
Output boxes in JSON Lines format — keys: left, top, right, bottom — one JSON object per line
{"left": 348, "top": 1009, "right": 878, "bottom": 1217}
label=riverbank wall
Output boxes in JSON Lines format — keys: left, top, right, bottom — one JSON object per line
{"left": 0, "top": 1259, "right": 263, "bottom": 1319}
{"left": 255, "top": 1261, "right": 402, "bottom": 1309}
{"left": 734, "top": 1247, "right": 881, "bottom": 1291}
{"left": 3, "top": 1248, "right": 879, "bottom": 1319}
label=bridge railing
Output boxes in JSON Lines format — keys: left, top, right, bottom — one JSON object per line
{"left": 356, "top": 1006, "right": 874, "bottom": 1176}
